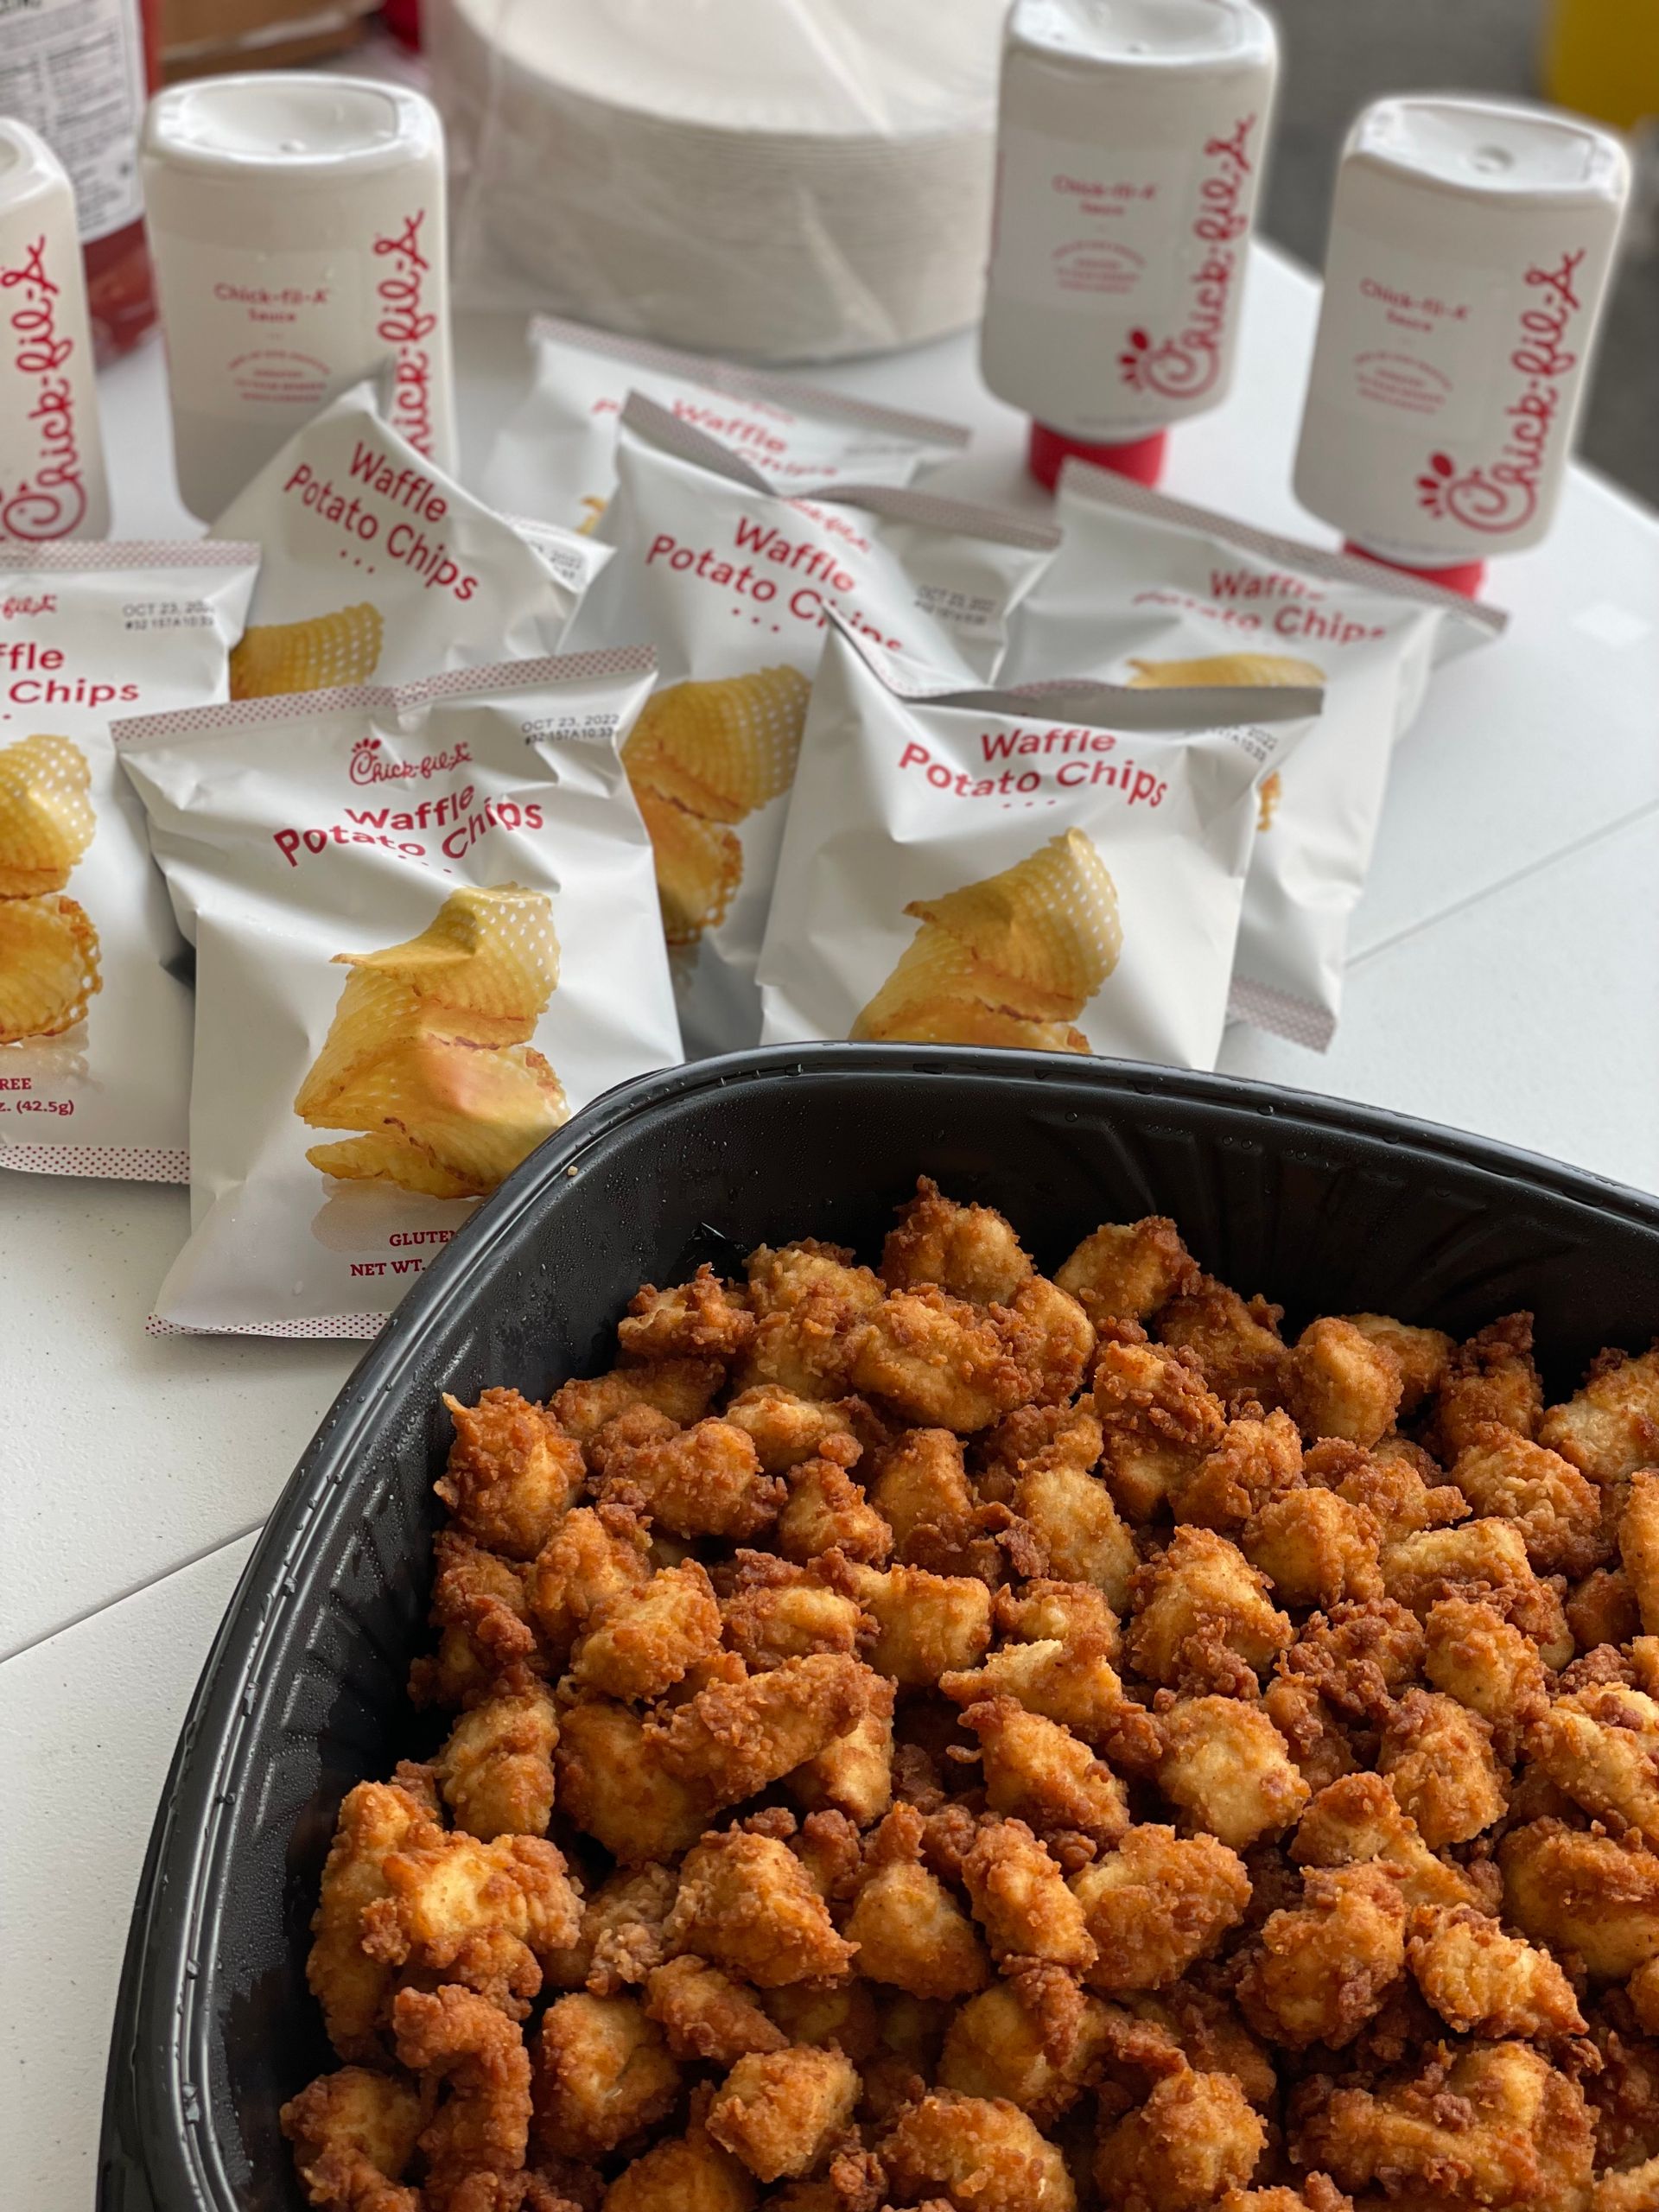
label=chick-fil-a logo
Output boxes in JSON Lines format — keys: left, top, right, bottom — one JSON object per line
{"left": 0, "top": 234, "right": 87, "bottom": 540}
{"left": 1415, "top": 249, "right": 1587, "bottom": 536}
{"left": 350, "top": 730, "right": 472, "bottom": 786}
{"left": 1120, "top": 115, "right": 1257, "bottom": 405}
{"left": 373, "top": 209, "right": 439, "bottom": 460}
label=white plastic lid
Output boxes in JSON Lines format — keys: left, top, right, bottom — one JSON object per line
{"left": 1351, "top": 95, "right": 1629, "bottom": 205}
{"left": 143, "top": 75, "right": 442, "bottom": 177}
{"left": 1010, "top": 0, "right": 1275, "bottom": 71}
{"left": 0, "top": 118, "right": 73, "bottom": 207}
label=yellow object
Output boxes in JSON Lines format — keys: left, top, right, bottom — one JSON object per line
{"left": 632, "top": 780, "right": 743, "bottom": 946}
{"left": 296, "top": 883, "right": 568, "bottom": 1198}
{"left": 0, "top": 734, "right": 95, "bottom": 896}
{"left": 1257, "top": 772, "right": 1282, "bottom": 835}
{"left": 230, "top": 603, "right": 385, "bottom": 699}
{"left": 626, "top": 667, "right": 811, "bottom": 824}
{"left": 1126, "top": 652, "right": 1325, "bottom": 690}
{"left": 1544, "top": 0, "right": 1659, "bottom": 130}
{"left": 0, "top": 893, "right": 103, "bottom": 1041}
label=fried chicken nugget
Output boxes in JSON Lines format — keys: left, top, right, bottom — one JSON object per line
{"left": 618, "top": 1267, "right": 755, "bottom": 1363}
{"left": 735, "top": 1245, "right": 887, "bottom": 1403}
{"left": 1014, "top": 1460, "right": 1138, "bottom": 1611}
{"left": 1172, "top": 1411, "right": 1304, "bottom": 1535}
{"left": 1109, "top": 1986, "right": 1277, "bottom": 2113}
{"left": 760, "top": 1974, "right": 880, "bottom": 2063}
{"left": 1236, "top": 1863, "right": 1407, "bottom": 2050}
{"left": 596, "top": 1419, "right": 786, "bottom": 1543}
{"left": 1156, "top": 1279, "right": 1288, "bottom": 1414}
{"left": 1406, "top": 1903, "right": 1585, "bottom": 2038}
{"left": 721, "top": 1388, "right": 858, "bottom": 1476}
{"left": 1624, "top": 1472, "right": 1659, "bottom": 1637}
{"left": 1262, "top": 1676, "right": 1358, "bottom": 1794}
{"left": 1217, "top": 2186, "right": 1351, "bottom": 2212}
{"left": 1286, "top": 1318, "right": 1402, "bottom": 1449}
{"left": 1378, "top": 1687, "right": 1508, "bottom": 1847}
{"left": 1381, "top": 1517, "right": 1573, "bottom": 1666}
{"left": 1277, "top": 1598, "right": 1426, "bottom": 1723}
{"left": 869, "top": 1426, "right": 977, "bottom": 1552}
{"left": 1291, "top": 1772, "right": 1491, "bottom": 1913}
{"left": 438, "top": 1389, "right": 585, "bottom": 1560}
{"left": 532, "top": 1993, "right": 681, "bottom": 2163}
{"left": 280, "top": 2064, "right": 426, "bottom": 2212}
{"left": 1156, "top": 1696, "right": 1310, "bottom": 1853}
{"left": 1093, "top": 1331, "right": 1229, "bottom": 1522}
{"left": 1069, "top": 1824, "right": 1249, "bottom": 1993}
{"left": 548, "top": 1359, "right": 724, "bottom": 1448}
{"left": 974, "top": 1398, "right": 1103, "bottom": 1504}
{"left": 776, "top": 1446, "right": 892, "bottom": 1567}
{"left": 960, "top": 1816, "right": 1097, "bottom": 1972}
{"left": 435, "top": 1677, "right": 559, "bottom": 1840}
{"left": 823, "top": 1556, "right": 992, "bottom": 1688}
{"left": 719, "top": 1554, "right": 869, "bottom": 1670}
{"left": 880, "top": 1179, "right": 1035, "bottom": 1306}
{"left": 960, "top": 1695, "right": 1130, "bottom": 1845}
{"left": 664, "top": 1830, "right": 855, "bottom": 1987}
{"left": 707, "top": 2045, "right": 859, "bottom": 2183}
{"left": 849, "top": 1285, "right": 1034, "bottom": 1434}
{"left": 880, "top": 2090, "right": 1076, "bottom": 2212}
{"left": 1450, "top": 1421, "right": 1609, "bottom": 1579}
{"left": 844, "top": 1803, "right": 989, "bottom": 2001}
{"left": 1127, "top": 1527, "right": 1293, "bottom": 1692}
{"left": 644, "top": 1955, "right": 786, "bottom": 2065}
{"left": 1054, "top": 1216, "right": 1198, "bottom": 1327}
{"left": 544, "top": 1864, "right": 678, "bottom": 1997}
{"left": 1340, "top": 1314, "right": 1454, "bottom": 1415}
{"left": 363, "top": 1827, "right": 583, "bottom": 2018}
{"left": 600, "top": 2094, "right": 758, "bottom": 2212}
{"left": 1427, "top": 1313, "right": 1544, "bottom": 1460}
{"left": 392, "top": 1985, "right": 532, "bottom": 2212}
{"left": 527, "top": 1505, "right": 652, "bottom": 1662}
{"left": 1541, "top": 1342, "right": 1659, "bottom": 1482}
{"left": 1094, "top": 2064, "right": 1265, "bottom": 2212}
{"left": 1570, "top": 1566, "right": 1642, "bottom": 1651}
{"left": 1301, "top": 1438, "right": 1468, "bottom": 1547}
{"left": 554, "top": 1698, "right": 706, "bottom": 1864}
{"left": 410, "top": 1533, "right": 544, "bottom": 1712}
{"left": 941, "top": 1634, "right": 1150, "bottom": 1766}
{"left": 1526, "top": 1682, "right": 1659, "bottom": 1840}
{"left": 1241, "top": 1489, "right": 1382, "bottom": 1611}
{"left": 308, "top": 1774, "right": 438, "bottom": 2061}
{"left": 1422, "top": 1597, "right": 1549, "bottom": 1757}
{"left": 570, "top": 1559, "right": 723, "bottom": 1701}
{"left": 1007, "top": 1276, "right": 1096, "bottom": 1408}
{"left": 647, "top": 1651, "right": 868, "bottom": 1815}
{"left": 996, "top": 1576, "right": 1122, "bottom": 1656}
{"left": 787, "top": 1663, "right": 895, "bottom": 1827}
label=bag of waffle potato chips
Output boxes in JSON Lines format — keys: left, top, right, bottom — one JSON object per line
{"left": 210, "top": 377, "right": 603, "bottom": 699}
{"left": 116, "top": 652, "right": 679, "bottom": 1337}
{"left": 757, "top": 617, "right": 1320, "bottom": 1073}
{"left": 1001, "top": 464, "right": 1506, "bottom": 1052}
{"left": 0, "top": 541, "right": 258, "bottom": 1181}
{"left": 560, "top": 393, "right": 1060, "bottom": 1058}
{"left": 481, "top": 313, "right": 971, "bottom": 535}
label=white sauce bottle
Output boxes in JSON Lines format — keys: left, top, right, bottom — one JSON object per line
{"left": 0, "top": 120, "right": 111, "bottom": 541}
{"left": 142, "top": 75, "right": 458, "bottom": 521}
{"left": 982, "top": 0, "right": 1278, "bottom": 491}
{"left": 1294, "top": 96, "right": 1630, "bottom": 595}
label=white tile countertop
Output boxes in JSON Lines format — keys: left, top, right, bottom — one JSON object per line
{"left": 4, "top": 239, "right": 1659, "bottom": 2207}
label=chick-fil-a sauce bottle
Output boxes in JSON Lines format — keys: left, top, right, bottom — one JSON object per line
{"left": 982, "top": 0, "right": 1278, "bottom": 492}
{"left": 1294, "top": 96, "right": 1630, "bottom": 596}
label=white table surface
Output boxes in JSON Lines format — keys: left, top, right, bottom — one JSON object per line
{"left": 6, "top": 238, "right": 1659, "bottom": 2208}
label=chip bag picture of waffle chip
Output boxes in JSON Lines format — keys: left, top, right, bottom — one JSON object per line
{"left": 0, "top": 734, "right": 96, "bottom": 897}
{"left": 1125, "top": 651, "right": 1327, "bottom": 690}
{"left": 305, "top": 1038, "right": 569, "bottom": 1198}
{"left": 632, "top": 781, "right": 743, "bottom": 947}
{"left": 625, "top": 667, "right": 810, "bottom": 824}
{"left": 229, "top": 603, "right": 385, "bottom": 700}
{"left": 0, "top": 893, "right": 103, "bottom": 1042}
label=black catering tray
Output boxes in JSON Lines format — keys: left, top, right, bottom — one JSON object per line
{"left": 99, "top": 1043, "right": 1659, "bottom": 2211}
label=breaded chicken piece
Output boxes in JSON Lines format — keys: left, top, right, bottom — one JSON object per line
{"left": 1217, "top": 2184, "right": 1351, "bottom": 2212}
{"left": 1624, "top": 1473, "right": 1659, "bottom": 1637}
{"left": 1173, "top": 1411, "right": 1305, "bottom": 1535}
{"left": 554, "top": 1697, "right": 706, "bottom": 1864}
{"left": 436, "top": 1678, "right": 559, "bottom": 1840}
{"left": 1093, "top": 1331, "right": 1228, "bottom": 1522}
{"left": 1242, "top": 1489, "right": 1382, "bottom": 1610}
{"left": 1262, "top": 1677, "right": 1357, "bottom": 1794}
{"left": 1378, "top": 1688, "right": 1508, "bottom": 1847}
{"left": 1527, "top": 1686, "right": 1659, "bottom": 1839}
{"left": 644, "top": 1955, "right": 785, "bottom": 2065}
{"left": 392, "top": 1985, "right": 532, "bottom": 2212}
{"left": 1109, "top": 1985, "right": 1276, "bottom": 2113}
{"left": 942, "top": 1634, "right": 1154, "bottom": 1769}
{"left": 720, "top": 1555, "right": 869, "bottom": 1670}
{"left": 544, "top": 1865, "right": 678, "bottom": 1998}
{"left": 1069, "top": 1824, "right": 1249, "bottom": 1993}
{"left": 601, "top": 2098, "right": 759, "bottom": 2212}
{"left": 745, "top": 1241, "right": 878, "bottom": 1318}
{"left": 1595, "top": 2158, "right": 1659, "bottom": 2212}
{"left": 1405, "top": 1903, "right": 1585, "bottom": 2038}
{"left": 597, "top": 1420, "right": 786, "bottom": 1543}
{"left": 707, "top": 2045, "right": 859, "bottom": 2183}
{"left": 1541, "top": 1342, "right": 1659, "bottom": 1482}
{"left": 361, "top": 1827, "right": 582, "bottom": 2018}
{"left": 1570, "top": 1566, "right": 1642, "bottom": 1651}
{"left": 646, "top": 1651, "right": 868, "bottom": 1818}
{"left": 1292, "top": 2039, "right": 1592, "bottom": 2212}
{"left": 849, "top": 1284, "right": 1034, "bottom": 1434}
{"left": 1300, "top": 1437, "right": 1467, "bottom": 1547}
{"left": 870, "top": 1427, "right": 977, "bottom": 1548}
{"left": 527, "top": 1504, "right": 652, "bottom": 1662}
{"left": 775, "top": 1446, "right": 891, "bottom": 1567}
{"left": 570, "top": 1559, "right": 722, "bottom": 1701}
{"left": 1341, "top": 1315, "right": 1454, "bottom": 1416}
{"left": 881, "top": 2090, "right": 1076, "bottom": 2212}
{"left": 1014, "top": 1461, "right": 1137, "bottom": 1611}
{"left": 1156, "top": 1697, "right": 1310, "bottom": 1851}
{"left": 308, "top": 1774, "right": 442, "bottom": 2061}
{"left": 1427, "top": 1313, "right": 1543, "bottom": 1461}
{"left": 1156, "top": 1278, "right": 1288, "bottom": 1413}
{"left": 438, "top": 1389, "right": 586, "bottom": 1561}
{"left": 618, "top": 1267, "right": 754, "bottom": 1363}
{"left": 1381, "top": 1516, "right": 1573, "bottom": 1665}
{"left": 411, "top": 1532, "right": 545, "bottom": 1711}
{"left": 960, "top": 1816, "right": 1097, "bottom": 1971}
{"left": 280, "top": 2064, "right": 425, "bottom": 2212}
{"left": 1054, "top": 1215, "right": 1198, "bottom": 1326}
{"left": 665, "top": 1831, "right": 855, "bottom": 1988}
{"left": 787, "top": 1664, "right": 896, "bottom": 1827}
{"left": 1630, "top": 1958, "right": 1659, "bottom": 2037}
{"left": 1128, "top": 1527, "right": 1294, "bottom": 1691}
{"left": 1286, "top": 1319, "right": 1402, "bottom": 1449}
{"left": 550, "top": 1358, "right": 724, "bottom": 1447}
{"left": 961, "top": 1695, "right": 1130, "bottom": 1845}
{"left": 1095, "top": 2063, "right": 1265, "bottom": 2212}
{"left": 1277, "top": 1598, "right": 1425, "bottom": 1723}
{"left": 1290, "top": 1772, "right": 1490, "bottom": 1912}
{"left": 939, "top": 1974, "right": 1113, "bottom": 2123}
{"left": 881, "top": 1179, "right": 1035, "bottom": 1306}
{"left": 973, "top": 1398, "right": 1103, "bottom": 1506}
{"left": 1007, "top": 1275, "right": 1097, "bottom": 1407}
{"left": 844, "top": 1802, "right": 989, "bottom": 2000}
{"left": 532, "top": 1993, "right": 680, "bottom": 2163}
{"left": 1422, "top": 1597, "right": 1550, "bottom": 1757}
{"left": 735, "top": 1245, "right": 887, "bottom": 1403}
{"left": 721, "top": 1388, "right": 856, "bottom": 1476}
{"left": 1450, "top": 1422, "right": 1607, "bottom": 1578}
{"left": 1236, "top": 1863, "right": 1407, "bottom": 2050}
{"left": 823, "top": 1555, "right": 992, "bottom": 1688}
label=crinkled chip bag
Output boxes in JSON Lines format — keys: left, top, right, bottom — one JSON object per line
{"left": 1001, "top": 464, "right": 1506, "bottom": 1051}
{"left": 116, "top": 652, "right": 680, "bottom": 1337}
{"left": 210, "top": 376, "right": 606, "bottom": 697}
{"left": 0, "top": 542, "right": 258, "bottom": 1180}
{"left": 481, "top": 313, "right": 971, "bottom": 534}
{"left": 560, "top": 392, "right": 1060, "bottom": 1056}
{"left": 758, "top": 616, "right": 1321, "bottom": 1073}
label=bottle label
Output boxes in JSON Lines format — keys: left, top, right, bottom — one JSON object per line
{"left": 0, "top": 0, "right": 147, "bottom": 245}
{"left": 992, "top": 125, "right": 1195, "bottom": 322}
{"left": 1318, "top": 237, "right": 1499, "bottom": 442}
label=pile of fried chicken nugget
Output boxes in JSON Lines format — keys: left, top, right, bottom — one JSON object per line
{"left": 281, "top": 1179, "right": 1659, "bottom": 2212}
